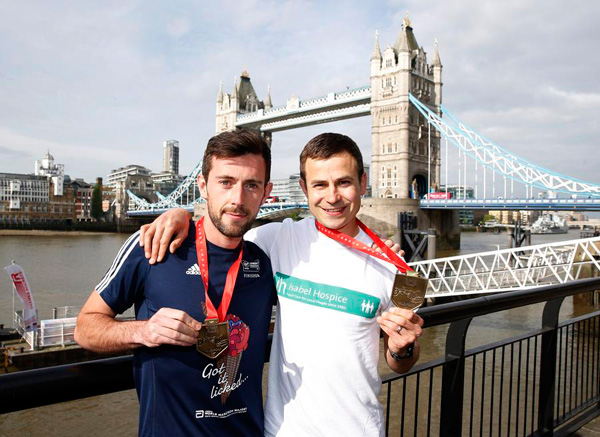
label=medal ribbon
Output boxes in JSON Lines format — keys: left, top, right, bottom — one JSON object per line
{"left": 195, "top": 217, "right": 243, "bottom": 321}
{"left": 315, "top": 219, "right": 414, "bottom": 274}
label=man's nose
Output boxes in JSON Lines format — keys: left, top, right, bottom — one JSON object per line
{"left": 324, "top": 185, "right": 340, "bottom": 204}
{"left": 229, "top": 183, "right": 245, "bottom": 205}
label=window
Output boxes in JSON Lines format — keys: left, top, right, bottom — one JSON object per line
{"left": 386, "top": 58, "right": 392, "bottom": 68}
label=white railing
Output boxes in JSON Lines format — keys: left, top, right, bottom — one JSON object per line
{"left": 13, "top": 311, "right": 38, "bottom": 350}
{"left": 12, "top": 306, "right": 136, "bottom": 349}
{"left": 410, "top": 236, "right": 600, "bottom": 298}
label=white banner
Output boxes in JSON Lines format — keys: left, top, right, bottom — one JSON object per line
{"left": 4, "top": 263, "right": 38, "bottom": 331}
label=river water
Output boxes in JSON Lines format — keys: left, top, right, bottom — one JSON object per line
{"left": 0, "top": 228, "right": 596, "bottom": 436}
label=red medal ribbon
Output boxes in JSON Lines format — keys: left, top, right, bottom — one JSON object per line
{"left": 195, "top": 217, "right": 243, "bottom": 321}
{"left": 315, "top": 219, "right": 413, "bottom": 274}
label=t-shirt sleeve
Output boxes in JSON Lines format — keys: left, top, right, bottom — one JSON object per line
{"left": 94, "top": 231, "right": 149, "bottom": 315}
{"left": 245, "top": 222, "right": 284, "bottom": 257}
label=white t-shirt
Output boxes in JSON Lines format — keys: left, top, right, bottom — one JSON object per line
{"left": 246, "top": 217, "right": 396, "bottom": 437}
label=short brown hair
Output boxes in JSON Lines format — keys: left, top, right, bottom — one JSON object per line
{"left": 202, "top": 130, "right": 271, "bottom": 184}
{"left": 299, "top": 133, "right": 364, "bottom": 181}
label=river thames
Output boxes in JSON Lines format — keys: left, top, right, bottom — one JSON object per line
{"left": 0, "top": 228, "right": 596, "bottom": 436}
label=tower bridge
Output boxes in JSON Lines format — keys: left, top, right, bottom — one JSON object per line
{"left": 127, "top": 14, "right": 600, "bottom": 242}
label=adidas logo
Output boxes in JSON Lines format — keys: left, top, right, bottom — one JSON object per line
{"left": 186, "top": 264, "right": 200, "bottom": 275}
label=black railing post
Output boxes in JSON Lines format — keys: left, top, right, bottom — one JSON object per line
{"left": 537, "top": 297, "right": 565, "bottom": 436}
{"left": 440, "top": 317, "right": 472, "bottom": 436}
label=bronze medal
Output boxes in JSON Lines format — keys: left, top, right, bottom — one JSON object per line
{"left": 391, "top": 272, "right": 428, "bottom": 310}
{"left": 195, "top": 218, "right": 243, "bottom": 360}
{"left": 196, "top": 318, "right": 229, "bottom": 359}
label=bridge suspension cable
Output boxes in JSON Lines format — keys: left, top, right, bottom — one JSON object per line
{"left": 127, "top": 163, "right": 204, "bottom": 212}
{"left": 409, "top": 93, "right": 600, "bottom": 198}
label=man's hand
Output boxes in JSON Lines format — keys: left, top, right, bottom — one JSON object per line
{"left": 140, "top": 208, "right": 191, "bottom": 264}
{"left": 138, "top": 307, "right": 202, "bottom": 348}
{"left": 378, "top": 307, "right": 424, "bottom": 373}
{"left": 372, "top": 239, "right": 404, "bottom": 257}
{"left": 75, "top": 291, "right": 202, "bottom": 353}
{"left": 378, "top": 307, "right": 423, "bottom": 351}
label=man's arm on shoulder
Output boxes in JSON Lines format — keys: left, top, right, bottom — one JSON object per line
{"left": 139, "top": 208, "right": 192, "bottom": 264}
{"left": 74, "top": 291, "right": 202, "bottom": 353}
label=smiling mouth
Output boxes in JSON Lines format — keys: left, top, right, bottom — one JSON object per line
{"left": 322, "top": 206, "right": 347, "bottom": 214}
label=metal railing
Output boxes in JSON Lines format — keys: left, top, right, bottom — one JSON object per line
{"left": 382, "top": 276, "right": 600, "bottom": 436}
{"left": 2, "top": 277, "right": 600, "bottom": 437}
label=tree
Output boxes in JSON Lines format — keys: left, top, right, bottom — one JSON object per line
{"left": 91, "top": 181, "right": 103, "bottom": 220}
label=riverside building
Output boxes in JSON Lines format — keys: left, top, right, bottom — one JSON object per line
{"left": 0, "top": 172, "right": 76, "bottom": 227}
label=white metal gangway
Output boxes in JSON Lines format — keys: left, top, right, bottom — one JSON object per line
{"left": 410, "top": 237, "right": 600, "bottom": 299}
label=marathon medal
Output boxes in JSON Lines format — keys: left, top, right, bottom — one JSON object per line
{"left": 195, "top": 217, "right": 243, "bottom": 360}
{"left": 196, "top": 318, "right": 229, "bottom": 359}
{"left": 391, "top": 271, "right": 427, "bottom": 311}
{"left": 315, "top": 219, "right": 429, "bottom": 311}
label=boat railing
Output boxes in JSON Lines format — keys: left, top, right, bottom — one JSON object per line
{"left": 52, "top": 306, "right": 80, "bottom": 319}
{"left": 12, "top": 306, "right": 138, "bottom": 350}
{"left": 13, "top": 311, "right": 38, "bottom": 350}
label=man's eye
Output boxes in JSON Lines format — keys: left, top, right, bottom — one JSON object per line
{"left": 220, "top": 180, "right": 231, "bottom": 186}
{"left": 246, "top": 183, "right": 258, "bottom": 190}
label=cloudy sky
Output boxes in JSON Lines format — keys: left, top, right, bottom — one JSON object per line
{"left": 1, "top": 0, "right": 599, "bottom": 190}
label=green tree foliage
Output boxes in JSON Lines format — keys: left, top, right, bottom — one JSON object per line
{"left": 91, "top": 182, "right": 103, "bottom": 220}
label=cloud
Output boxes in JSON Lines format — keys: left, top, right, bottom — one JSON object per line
{"left": 0, "top": 0, "right": 598, "bottom": 191}
{"left": 166, "top": 18, "right": 191, "bottom": 39}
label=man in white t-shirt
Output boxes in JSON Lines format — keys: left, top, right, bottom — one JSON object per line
{"left": 140, "top": 133, "right": 424, "bottom": 436}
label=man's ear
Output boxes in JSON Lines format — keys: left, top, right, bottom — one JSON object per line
{"left": 198, "top": 174, "right": 208, "bottom": 199}
{"left": 299, "top": 178, "right": 308, "bottom": 197}
{"left": 261, "top": 182, "right": 273, "bottom": 204}
{"left": 360, "top": 172, "right": 367, "bottom": 196}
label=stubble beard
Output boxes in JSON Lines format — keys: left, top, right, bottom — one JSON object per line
{"left": 207, "top": 202, "right": 257, "bottom": 238}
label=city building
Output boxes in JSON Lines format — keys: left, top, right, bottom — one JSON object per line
{"left": 288, "top": 174, "right": 306, "bottom": 203}
{"left": 270, "top": 178, "right": 291, "bottom": 202}
{"left": 489, "top": 210, "right": 537, "bottom": 225}
{"left": 0, "top": 172, "right": 75, "bottom": 226}
{"left": 70, "top": 178, "right": 93, "bottom": 221}
{"left": 266, "top": 174, "right": 308, "bottom": 203}
{"left": 152, "top": 172, "right": 185, "bottom": 196}
{"left": 114, "top": 173, "right": 157, "bottom": 220}
{"left": 35, "top": 151, "right": 65, "bottom": 196}
{"left": 163, "top": 140, "right": 180, "bottom": 174}
{"left": 106, "top": 165, "right": 152, "bottom": 189}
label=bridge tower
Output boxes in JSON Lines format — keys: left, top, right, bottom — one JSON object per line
{"left": 370, "top": 15, "right": 442, "bottom": 199}
{"left": 215, "top": 70, "right": 272, "bottom": 144}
